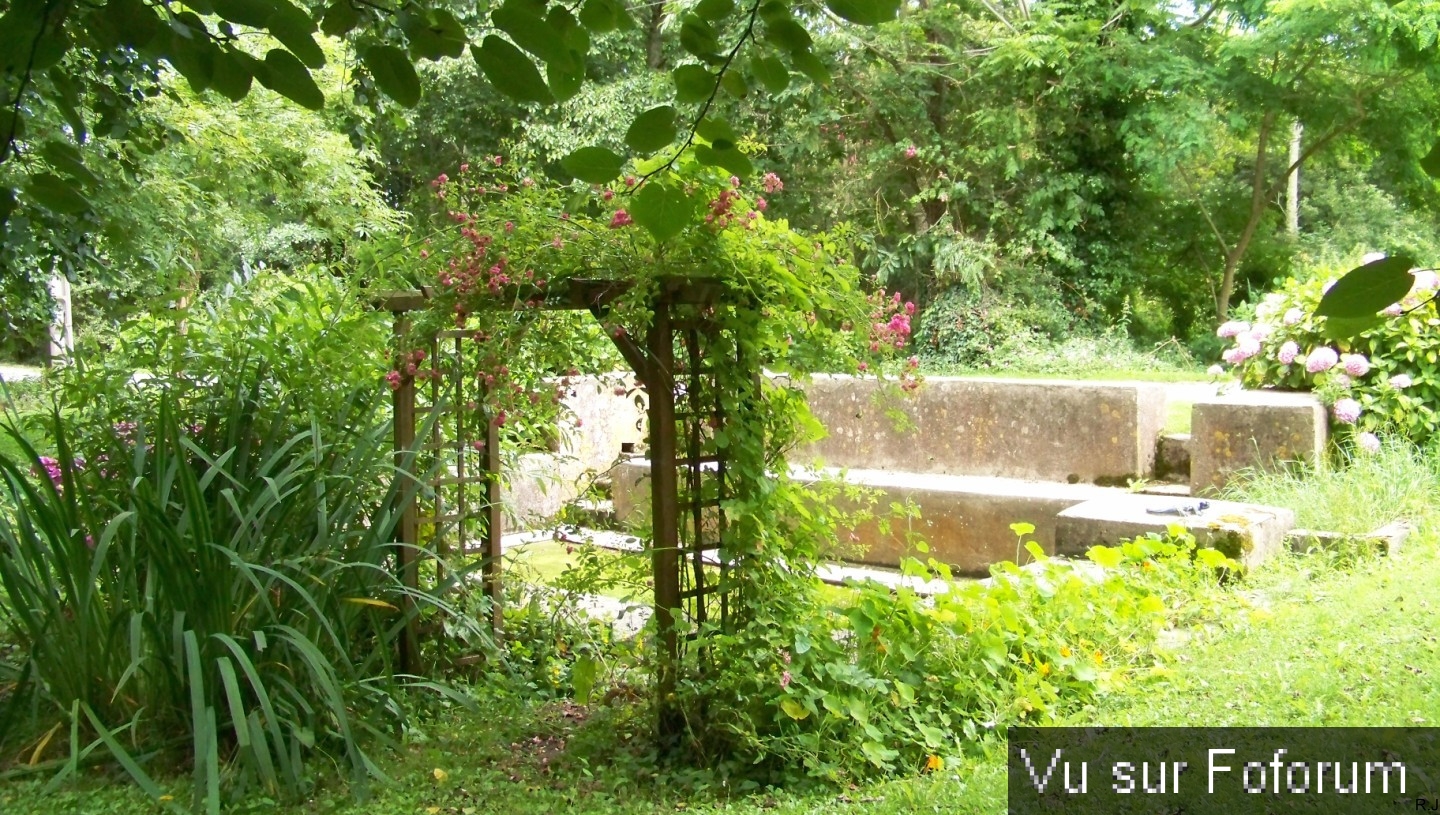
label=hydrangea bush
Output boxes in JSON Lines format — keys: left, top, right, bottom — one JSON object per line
{"left": 1214, "top": 267, "right": 1439, "bottom": 447}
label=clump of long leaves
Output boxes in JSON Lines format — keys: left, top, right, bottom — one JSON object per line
{"left": 0, "top": 381, "right": 457, "bottom": 812}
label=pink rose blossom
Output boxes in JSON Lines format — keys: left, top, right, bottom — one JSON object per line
{"left": 1332, "top": 398, "right": 1362, "bottom": 424}
{"left": 1305, "top": 347, "right": 1339, "bottom": 373}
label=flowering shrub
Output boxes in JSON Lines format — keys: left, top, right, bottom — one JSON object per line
{"left": 1214, "top": 267, "right": 1440, "bottom": 446}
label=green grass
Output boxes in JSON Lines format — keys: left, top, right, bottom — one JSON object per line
{"left": 6, "top": 444, "right": 1440, "bottom": 814}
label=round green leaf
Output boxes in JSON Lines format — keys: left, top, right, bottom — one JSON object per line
{"left": 694, "top": 144, "right": 752, "bottom": 177}
{"left": 104, "top": 0, "right": 162, "bottom": 49}
{"left": 472, "top": 36, "right": 553, "bottom": 105}
{"left": 721, "top": 69, "right": 748, "bottom": 98}
{"left": 578, "top": 0, "right": 617, "bottom": 32}
{"left": 825, "top": 0, "right": 900, "bottom": 25}
{"left": 547, "top": 59, "right": 583, "bottom": 102}
{"left": 257, "top": 48, "right": 324, "bottom": 110}
{"left": 672, "top": 64, "right": 713, "bottom": 104}
{"left": 749, "top": 55, "right": 789, "bottom": 93}
{"left": 363, "top": 45, "right": 421, "bottom": 107}
{"left": 631, "top": 182, "right": 693, "bottom": 242}
{"left": 320, "top": 0, "right": 360, "bottom": 37}
{"left": 694, "top": 0, "right": 734, "bottom": 21}
{"left": 764, "top": 17, "right": 812, "bottom": 55}
{"left": 267, "top": 3, "right": 325, "bottom": 69}
{"left": 209, "top": 47, "right": 255, "bottom": 101}
{"left": 403, "top": 8, "right": 468, "bottom": 61}
{"left": 1315, "top": 255, "right": 1417, "bottom": 319}
{"left": 680, "top": 15, "right": 720, "bottom": 61}
{"left": 696, "top": 116, "right": 736, "bottom": 145}
{"left": 25, "top": 173, "right": 91, "bottom": 214}
{"left": 492, "top": 1, "right": 561, "bottom": 63}
{"left": 1421, "top": 139, "right": 1440, "bottom": 180}
{"left": 560, "top": 146, "right": 624, "bottom": 184}
{"left": 625, "top": 106, "right": 678, "bottom": 154}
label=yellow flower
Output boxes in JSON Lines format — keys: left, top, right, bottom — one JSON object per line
{"left": 1060, "top": 646, "right": 1072, "bottom": 659}
{"left": 1092, "top": 650, "right": 1105, "bottom": 665}
{"left": 925, "top": 754, "right": 944, "bottom": 772}
{"left": 433, "top": 768, "right": 449, "bottom": 782}
{"left": 1038, "top": 662, "right": 1051, "bottom": 677}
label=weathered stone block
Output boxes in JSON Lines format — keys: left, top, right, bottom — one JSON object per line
{"left": 801, "top": 375, "right": 1167, "bottom": 485}
{"left": 1154, "top": 432, "right": 1191, "bottom": 481}
{"left": 1054, "top": 494, "right": 1294, "bottom": 568}
{"left": 1189, "top": 391, "right": 1326, "bottom": 495}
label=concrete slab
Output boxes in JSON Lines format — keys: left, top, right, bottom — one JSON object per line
{"left": 800, "top": 375, "right": 1167, "bottom": 485}
{"left": 1054, "top": 494, "right": 1294, "bottom": 568}
{"left": 1189, "top": 391, "right": 1326, "bottom": 494}
{"left": 611, "top": 460, "right": 1119, "bottom": 577}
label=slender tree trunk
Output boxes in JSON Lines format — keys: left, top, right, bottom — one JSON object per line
{"left": 1217, "top": 111, "right": 1277, "bottom": 320}
{"left": 645, "top": 2, "right": 666, "bottom": 70}
{"left": 1287, "top": 120, "right": 1302, "bottom": 235}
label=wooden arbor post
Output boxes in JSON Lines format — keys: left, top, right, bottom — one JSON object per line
{"left": 381, "top": 279, "right": 746, "bottom": 744}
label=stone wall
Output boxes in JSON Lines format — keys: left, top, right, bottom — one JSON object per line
{"left": 800, "top": 375, "right": 1167, "bottom": 485}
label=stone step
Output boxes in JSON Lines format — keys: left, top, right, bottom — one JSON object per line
{"left": 1054, "top": 494, "right": 1294, "bottom": 569}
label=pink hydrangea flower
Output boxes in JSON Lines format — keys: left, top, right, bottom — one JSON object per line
{"left": 1306, "top": 347, "right": 1339, "bottom": 373}
{"left": 1216, "top": 320, "right": 1250, "bottom": 338}
{"left": 1332, "top": 398, "right": 1362, "bottom": 424}
{"left": 762, "top": 172, "right": 784, "bottom": 194}
{"left": 1332, "top": 373, "right": 1351, "bottom": 389}
{"left": 1283, "top": 307, "right": 1305, "bottom": 326}
{"left": 1221, "top": 347, "right": 1244, "bottom": 365}
{"left": 1341, "top": 354, "right": 1370, "bottom": 377}
{"left": 1383, "top": 302, "right": 1404, "bottom": 317}
{"left": 1413, "top": 270, "right": 1439, "bottom": 292}
{"left": 1277, "top": 341, "right": 1299, "bottom": 365}
{"left": 1389, "top": 373, "right": 1413, "bottom": 389}
{"left": 1357, "top": 432, "right": 1381, "bottom": 453}
{"left": 1233, "top": 334, "right": 1261, "bottom": 360}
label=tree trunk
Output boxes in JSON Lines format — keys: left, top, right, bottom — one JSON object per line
{"left": 1216, "top": 111, "right": 1276, "bottom": 320}
{"left": 645, "top": 2, "right": 666, "bottom": 70}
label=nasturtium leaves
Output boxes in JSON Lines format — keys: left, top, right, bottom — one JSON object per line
{"left": 473, "top": 36, "right": 553, "bottom": 104}
{"left": 694, "top": 144, "right": 752, "bottom": 177}
{"left": 493, "top": 1, "right": 561, "bottom": 63}
{"left": 1315, "top": 254, "right": 1417, "bottom": 319}
{"left": 630, "top": 182, "right": 691, "bottom": 241}
{"left": 25, "top": 173, "right": 91, "bottom": 214}
{"left": 320, "top": 0, "right": 360, "bottom": 37}
{"left": 212, "top": 0, "right": 275, "bottom": 29}
{"left": 694, "top": 0, "right": 735, "bottom": 21}
{"left": 749, "top": 55, "right": 789, "bottom": 93}
{"left": 1422, "top": 140, "right": 1440, "bottom": 179}
{"left": 267, "top": 3, "right": 325, "bottom": 69}
{"left": 560, "top": 146, "right": 624, "bottom": 184}
{"left": 825, "top": 0, "right": 901, "bottom": 25}
{"left": 258, "top": 48, "right": 324, "bottom": 110}
{"left": 672, "top": 64, "right": 713, "bottom": 103}
{"left": 625, "top": 106, "right": 678, "bottom": 154}
{"left": 363, "top": 45, "right": 421, "bottom": 107}
{"left": 209, "top": 48, "right": 255, "bottom": 101}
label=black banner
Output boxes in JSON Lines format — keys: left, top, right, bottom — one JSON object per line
{"left": 1008, "top": 727, "right": 1440, "bottom": 813}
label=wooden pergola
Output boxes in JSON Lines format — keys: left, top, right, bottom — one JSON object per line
{"left": 380, "top": 276, "right": 752, "bottom": 738}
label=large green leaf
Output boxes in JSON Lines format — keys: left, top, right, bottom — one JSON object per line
{"left": 680, "top": 14, "right": 720, "bottom": 62}
{"left": 696, "top": 116, "right": 737, "bottom": 148}
{"left": 764, "top": 17, "right": 812, "bottom": 54}
{"left": 41, "top": 140, "right": 99, "bottom": 186}
{"left": 672, "top": 64, "right": 713, "bottom": 103}
{"left": 472, "top": 36, "right": 553, "bottom": 104}
{"left": 694, "top": 144, "right": 752, "bottom": 177}
{"left": 25, "top": 173, "right": 91, "bottom": 214}
{"left": 209, "top": 47, "right": 255, "bottom": 101}
{"left": 45, "top": 68, "right": 87, "bottom": 140}
{"left": 492, "top": 0, "right": 561, "bottom": 63}
{"left": 825, "top": 0, "right": 900, "bottom": 25}
{"left": 103, "top": 0, "right": 162, "bottom": 49}
{"left": 267, "top": 3, "right": 325, "bottom": 69}
{"left": 363, "top": 45, "right": 421, "bottom": 107}
{"left": 694, "top": 0, "right": 735, "bottom": 21}
{"left": 578, "top": 0, "right": 618, "bottom": 32}
{"left": 402, "top": 8, "right": 467, "bottom": 61}
{"left": 547, "top": 59, "right": 583, "bottom": 102}
{"left": 167, "top": 14, "right": 218, "bottom": 93}
{"left": 1422, "top": 140, "right": 1440, "bottom": 179}
{"left": 1320, "top": 314, "right": 1387, "bottom": 341}
{"left": 212, "top": 0, "right": 275, "bottom": 28}
{"left": 1315, "top": 255, "right": 1416, "bottom": 319}
{"left": 625, "top": 106, "right": 678, "bottom": 154}
{"left": 257, "top": 48, "right": 324, "bottom": 110}
{"left": 630, "top": 182, "right": 692, "bottom": 242}
{"left": 749, "top": 54, "right": 789, "bottom": 93}
{"left": 319, "top": 0, "right": 360, "bottom": 37}
{"left": 560, "top": 146, "right": 624, "bottom": 184}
